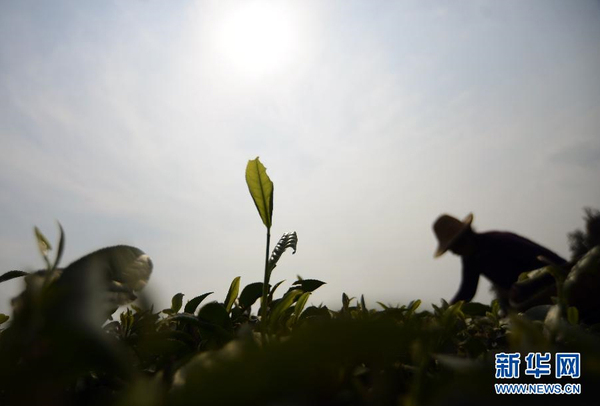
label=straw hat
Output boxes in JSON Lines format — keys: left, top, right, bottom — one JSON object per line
{"left": 433, "top": 213, "right": 474, "bottom": 258}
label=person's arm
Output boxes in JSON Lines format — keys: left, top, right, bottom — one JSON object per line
{"left": 450, "top": 263, "right": 479, "bottom": 304}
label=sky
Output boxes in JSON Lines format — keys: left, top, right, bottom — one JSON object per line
{"left": 1, "top": 0, "right": 599, "bottom": 315}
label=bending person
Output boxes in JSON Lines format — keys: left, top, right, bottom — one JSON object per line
{"left": 432, "top": 213, "right": 567, "bottom": 310}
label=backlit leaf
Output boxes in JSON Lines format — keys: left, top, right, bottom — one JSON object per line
{"left": 34, "top": 226, "right": 52, "bottom": 268}
{"left": 245, "top": 157, "right": 274, "bottom": 229}
{"left": 34, "top": 226, "right": 51, "bottom": 253}
{"left": 269, "top": 289, "right": 302, "bottom": 328}
{"left": 293, "top": 292, "right": 311, "bottom": 324}
{"left": 224, "top": 276, "right": 241, "bottom": 313}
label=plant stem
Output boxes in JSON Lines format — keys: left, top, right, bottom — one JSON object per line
{"left": 261, "top": 227, "right": 271, "bottom": 338}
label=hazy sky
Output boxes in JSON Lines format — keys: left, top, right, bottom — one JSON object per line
{"left": 1, "top": 0, "right": 599, "bottom": 315}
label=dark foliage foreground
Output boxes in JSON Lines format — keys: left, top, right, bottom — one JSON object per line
{"left": 0, "top": 246, "right": 599, "bottom": 406}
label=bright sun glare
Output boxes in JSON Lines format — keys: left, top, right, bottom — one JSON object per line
{"left": 216, "top": 2, "right": 301, "bottom": 76}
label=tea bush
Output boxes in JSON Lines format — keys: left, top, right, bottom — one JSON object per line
{"left": 1, "top": 159, "right": 598, "bottom": 406}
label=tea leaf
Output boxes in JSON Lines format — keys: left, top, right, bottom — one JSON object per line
{"left": 184, "top": 292, "right": 213, "bottom": 314}
{"left": 360, "top": 294, "right": 368, "bottom": 315}
{"left": 52, "top": 222, "right": 65, "bottom": 270}
{"left": 239, "top": 282, "right": 263, "bottom": 309}
{"left": 270, "top": 289, "right": 302, "bottom": 328}
{"left": 198, "top": 302, "right": 230, "bottom": 328}
{"left": 171, "top": 293, "right": 184, "bottom": 313}
{"left": 291, "top": 279, "right": 325, "bottom": 293}
{"left": 224, "top": 276, "right": 241, "bottom": 313}
{"left": 0, "top": 270, "right": 29, "bottom": 284}
{"left": 34, "top": 226, "right": 52, "bottom": 268}
{"left": 269, "top": 280, "right": 286, "bottom": 301}
{"left": 293, "top": 292, "right": 311, "bottom": 324}
{"left": 267, "top": 232, "right": 297, "bottom": 274}
{"left": 34, "top": 226, "right": 51, "bottom": 252}
{"left": 342, "top": 293, "right": 352, "bottom": 312}
{"left": 245, "top": 157, "right": 274, "bottom": 229}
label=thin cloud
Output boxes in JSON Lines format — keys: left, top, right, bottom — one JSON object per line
{"left": 1, "top": 0, "right": 599, "bottom": 314}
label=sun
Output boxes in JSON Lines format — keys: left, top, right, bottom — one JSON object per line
{"left": 215, "top": 1, "right": 302, "bottom": 76}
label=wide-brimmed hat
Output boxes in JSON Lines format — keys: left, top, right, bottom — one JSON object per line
{"left": 433, "top": 213, "right": 474, "bottom": 258}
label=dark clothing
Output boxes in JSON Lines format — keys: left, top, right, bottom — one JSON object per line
{"left": 452, "top": 231, "right": 567, "bottom": 304}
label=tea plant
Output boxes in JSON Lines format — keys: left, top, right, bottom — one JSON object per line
{"left": 0, "top": 160, "right": 599, "bottom": 406}
{"left": 245, "top": 157, "right": 304, "bottom": 337}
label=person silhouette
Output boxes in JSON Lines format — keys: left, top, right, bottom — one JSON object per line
{"left": 433, "top": 213, "right": 567, "bottom": 310}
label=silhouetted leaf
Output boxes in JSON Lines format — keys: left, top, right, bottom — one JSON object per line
{"left": 184, "top": 292, "right": 213, "bottom": 314}
{"left": 171, "top": 293, "right": 184, "bottom": 313}
{"left": 292, "top": 279, "right": 325, "bottom": 293}
{"left": 52, "top": 222, "right": 65, "bottom": 270}
{"left": 360, "top": 295, "right": 368, "bottom": 315}
{"left": 0, "top": 270, "right": 28, "bottom": 284}
{"left": 198, "top": 302, "right": 230, "bottom": 328}
{"left": 267, "top": 232, "right": 297, "bottom": 274}
{"left": 269, "top": 280, "right": 286, "bottom": 300}
{"left": 342, "top": 293, "right": 352, "bottom": 312}
{"left": 245, "top": 157, "right": 273, "bottom": 229}
{"left": 239, "top": 282, "right": 263, "bottom": 309}
{"left": 224, "top": 276, "right": 240, "bottom": 313}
